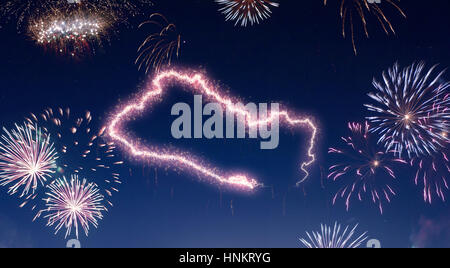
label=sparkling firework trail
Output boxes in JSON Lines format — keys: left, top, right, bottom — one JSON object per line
{"left": 40, "top": 175, "right": 106, "bottom": 239}
{"left": 215, "top": 0, "right": 280, "bottom": 27}
{"left": 365, "top": 62, "right": 450, "bottom": 159}
{"left": 328, "top": 122, "right": 407, "bottom": 214}
{"left": 107, "top": 69, "right": 318, "bottom": 190}
{"left": 136, "top": 13, "right": 182, "bottom": 74}
{"left": 26, "top": 108, "right": 123, "bottom": 208}
{"left": 324, "top": 0, "right": 406, "bottom": 55}
{"left": 0, "top": 123, "right": 58, "bottom": 198}
{"left": 300, "top": 222, "right": 368, "bottom": 248}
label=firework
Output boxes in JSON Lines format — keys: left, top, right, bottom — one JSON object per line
{"left": 1, "top": 0, "right": 153, "bottom": 30}
{"left": 41, "top": 175, "right": 106, "bottom": 239}
{"left": 410, "top": 103, "right": 450, "bottom": 204}
{"left": 365, "top": 62, "right": 450, "bottom": 159}
{"left": 0, "top": 0, "right": 67, "bottom": 30}
{"left": 136, "top": 13, "right": 182, "bottom": 74}
{"left": 28, "top": 9, "right": 106, "bottom": 57}
{"left": 324, "top": 0, "right": 406, "bottom": 55}
{"left": 300, "top": 222, "right": 368, "bottom": 248}
{"left": 26, "top": 108, "right": 123, "bottom": 208}
{"left": 106, "top": 69, "right": 318, "bottom": 190}
{"left": 328, "top": 122, "right": 407, "bottom": 214}
{"left": 215, "top": 0, "right": 279, "bottom": 27}
{"left": 0, "top": 123, "right": 58, "bottom": 198}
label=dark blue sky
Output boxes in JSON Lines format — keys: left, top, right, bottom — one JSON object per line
{"left": 0, "top": 0, "right": 449, "bottom": 248}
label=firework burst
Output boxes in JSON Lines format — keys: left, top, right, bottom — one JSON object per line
{"left": 365, "top": 62, "right": 450, "bottom": 159}
{"left": 0, "top": 123, "right": 58, "bottom": 198}
{"left": 410, "top": 103, "right": 450, "bottom": 204}
{"left": 28, "top": 9, "right": 106, "bottom": 57}
{"left": 1, "top": 0, "right": 153, "bottom": 30}
{"left": 300, "top": 222, "right": 368, "bottom": 248}
{"left": 324, "top": 0, "right": 406, "bottom": 55}
{"left": 26, "top": 108, "right": 123, "bottom": 208}
{"left": 136, "top": 13, "right": 182, "bottom": 74}
{"left": 215, "top": 0, "right": 279, "bottom": 27}
{"left": 328, "top": 122, "right": 407, "bottom": 214}
{"left": 40, "top": 175, "right": 106, "bottom": 239}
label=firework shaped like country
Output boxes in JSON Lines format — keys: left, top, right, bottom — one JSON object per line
{"left": 365, "top": 62, "right": 450, "bottom": 159}
{"left": 26, "top": 108, "right": 123, "bottom": 208}
{"left": 329, "top": 122, "right": 407, "bottom": 214}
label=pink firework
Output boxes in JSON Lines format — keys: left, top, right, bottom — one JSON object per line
{"left": 41, "top": 175, "right": 106, "bottom": 239}
{"left": 328, "top": 122, "right": 407, "bottom": 214}
{"left": 215, "top": 0, "right": 280, "bottom": 27}
{"left": 106, "top": 69, "right": 318, "bottom": 190}
{"left": 0, "top": 123, "right": 58, "bottom": 197}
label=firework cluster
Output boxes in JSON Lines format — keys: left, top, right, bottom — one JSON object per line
{"left": 0, "top": 108, "right": 122, "bottom": 239}
{"left": 328, "top": 62, "right": 450, "bottom": 214}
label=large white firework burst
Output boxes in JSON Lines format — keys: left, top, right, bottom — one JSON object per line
{"left": 365, "top": 62, "right": 450, "bottom": 159}
{"left": 0, "top": 123, "right": 58, "bottom": 198}
{"left": 215, "top": 0, "right": 279, "bottom": 27}
{"left": 40, "top": 174, "right": 106, "bottom": 239}
{"left": 300, "top": 222, "right": 368, "bottom": 248}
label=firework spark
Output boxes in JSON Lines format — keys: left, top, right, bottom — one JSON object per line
{"left": 107, "top": 69, "right": 318, "bottom": 190}
{"left": 40, "top": 175, "right": 106, "bottom": 239}
{"left": 136, "top": 13, "right": 182, "bottom": 74}
{"left": 324, "top": 0, "right": 406, "bottom": 55}
{"left": 26, "top": 108, "right": 123, "bottom": 208}
{"left": 300, "top": 222, "right": 368, "bottom": 248}
{"left": 0, "top": 123, "right": 58, "bottom": 198}
{"left": 365, "top": 62, "right": 450, "bottom": 159}
{"left": 215, "top": 0, "right": 279, "bottom": 27}
{"left": 328, "top": 122, "right": 407, "bottom": 214}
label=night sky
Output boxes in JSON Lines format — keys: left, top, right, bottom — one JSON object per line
{"left": 0, "top": 0, "right": 449, "bottom": 248}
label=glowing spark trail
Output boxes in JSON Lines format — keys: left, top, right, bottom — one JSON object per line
{"left": 215, "top": 0, "right": 280, "bottom": 27}
{"left": 107, "top": 69, "right": 318, "bottom": 190}
{"left": 365, "top": 62, "right": 450, "bottom": 159}
{"left": 300, "top": 222, "right": 368, "bottom": 248}
{"left": 40, "top": 175, "right": 106, "bottom": 239}
{"left": 0, "top": 123, "right": 58, "bottom": 198}
{"left": 328, "top": 122, "right": 407, "bottom": 214}
{"left": 29, "top": 13, "right": 104, "bottom": 56}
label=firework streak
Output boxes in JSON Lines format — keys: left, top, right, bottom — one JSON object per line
{"left": 0, "top": 123, "right": 58, "bottom": 198}
{"left": 106, "top": 69, "right": 318, "bottom": 190}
